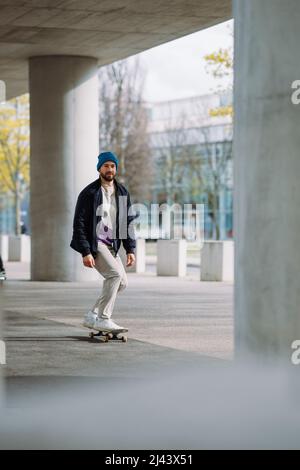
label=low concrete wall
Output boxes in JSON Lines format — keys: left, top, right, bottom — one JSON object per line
{"left": 200, "top": 241, "right": 234, "bottom": 282}
{"left": 157, "top": 239, "right": 187, "bottom": 277}
{"left": 8, "top": 235, "right": 31, "bottom": 262}
{"left": 119, "top": 239, "right": 146, "bottom": 273}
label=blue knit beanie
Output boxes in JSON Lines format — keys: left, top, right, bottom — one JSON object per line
{"left": 97, "top": 151, "right": 119, "bottom": 171}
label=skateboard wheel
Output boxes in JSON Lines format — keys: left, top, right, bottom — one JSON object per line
{"left": 105, "top": 335, "right": 109, "bottom": 342}
{"left": 89, "top": 332, "right": 94, "bottom": 338}
{"left": 122, "top": 336, "right": 127, "bottom": 343}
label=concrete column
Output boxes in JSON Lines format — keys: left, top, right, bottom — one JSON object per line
{"left": 29, "top": 56, "right": 99, "bottom": 281}
{"left": 234, "top": 0, "right": 300, "bottom": 361}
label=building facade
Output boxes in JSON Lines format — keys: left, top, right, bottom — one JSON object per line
{"left": 147, "top": 92, "right": 233, "bottom": 240}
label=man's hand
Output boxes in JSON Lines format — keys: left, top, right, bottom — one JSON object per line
{"left": 83, "top": 254, "right": 95, "bottom": 268}
{"left": 126, "top": 253, "right": 135, "bottom": 267}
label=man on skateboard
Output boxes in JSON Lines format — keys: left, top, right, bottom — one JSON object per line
{"left": 70, "top": 151, "right": 136, "bottom": 334}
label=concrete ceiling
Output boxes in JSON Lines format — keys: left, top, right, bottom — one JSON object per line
{"left": 0, "top": 0, "right": 231, "bottom": 99}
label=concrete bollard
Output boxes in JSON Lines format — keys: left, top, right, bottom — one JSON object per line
{"left": 0, "top": 234, "right": 9, "bottom": 262}
{"left": 200, "top": 240, "right": 234, "bottom": 282}
{"left": 119, "top": 239, "right": 146, "bottom": 273}
{"left": 157, "top": 239, "right": 187, "bottom": 277}
{"left": 8, "top": 235, "right": 31, "bottom": 262}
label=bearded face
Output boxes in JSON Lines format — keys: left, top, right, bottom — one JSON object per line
{"left": 99, "top": 161, "right": 116, "bottom": 181}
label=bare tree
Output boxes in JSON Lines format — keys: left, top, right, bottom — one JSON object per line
{"left": 152, "top": 110, "right": 203, "bottom": 205}
{"left": 198, "top": 125, "right": 233, "bottom": 239}
{"left": 98, "top": 58, "right": 152, "bottom": 203}
{"left": 151, "top": 98, "right": 233, "bottom": 240}
{"left": 184, "top": 98, "right": 233, "bottom": 240}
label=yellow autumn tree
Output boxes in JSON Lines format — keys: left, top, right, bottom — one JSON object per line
{"left": 0, "top": 94, "right": 30, "bottom": 235}
{"left": 204, "top": 45, "right": 234, "bottom": 117}
{"left": 205, "top": 48, "right": 233, "bottom": 79}
{"left": 201, "top": 32, "right": 234, "bottom": 239}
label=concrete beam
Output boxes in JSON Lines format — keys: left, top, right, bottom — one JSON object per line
{"left": 0, "top": 0, "right": 232, "bottom": 99}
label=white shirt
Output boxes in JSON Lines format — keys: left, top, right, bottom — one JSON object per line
{"left": 96, "top": 184, "right": 117, "bottom": 246}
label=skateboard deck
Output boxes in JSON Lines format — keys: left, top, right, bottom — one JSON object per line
{"left": 89, "top": 329, "right": 128, "bottom": 343}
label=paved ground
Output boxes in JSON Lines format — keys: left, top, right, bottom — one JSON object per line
{"left": 2, "top": 264, "right": 299, "bottom": 450}
{"left": 1, "top": 261, "right": 233, "bottom": 407}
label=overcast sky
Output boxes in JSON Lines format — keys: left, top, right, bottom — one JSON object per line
{"left": 132, "top": 19, "right": 233, "bottom": 103}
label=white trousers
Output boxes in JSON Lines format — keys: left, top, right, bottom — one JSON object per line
{"left": 91, "top": 242, "right": 128, "bottom": 319}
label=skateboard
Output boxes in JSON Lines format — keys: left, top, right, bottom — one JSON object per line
{"left": 89, "top": 328, "right": 128, "bottom": 343}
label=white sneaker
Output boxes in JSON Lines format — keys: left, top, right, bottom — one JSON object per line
{"left": 83, "top": 310, "right": 98, "bottom": 329}
{"left": 93, "top": 317, "right": 128, "bottom": 333}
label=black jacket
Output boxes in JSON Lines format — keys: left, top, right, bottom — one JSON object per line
{"left": 70, "top": 178, "right": 136, "bottom": 258}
